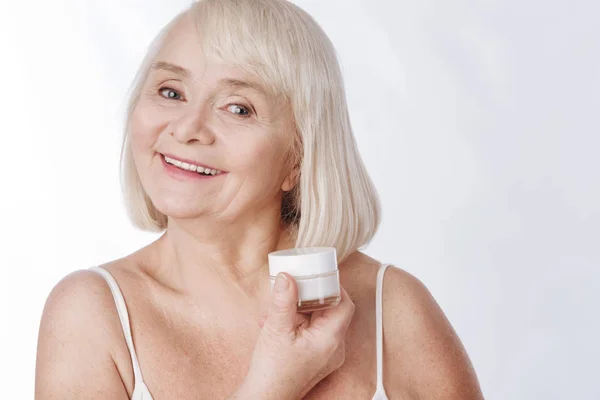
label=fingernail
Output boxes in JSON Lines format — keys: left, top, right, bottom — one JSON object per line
{"left": 274, "top": 273, "right": 289, "bottom": 293}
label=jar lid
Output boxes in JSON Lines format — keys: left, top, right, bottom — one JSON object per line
{"left": 268, "top": 247, "right": 338, "bottom": 277}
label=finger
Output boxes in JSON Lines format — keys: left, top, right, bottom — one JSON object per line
{"left": 264, "top": 272, "right": 299, "bottom": 337}
{"left": 259, "top": 311, "right": 308, "bottom": 328}
{"left": 309, "top": 285, "right": 355, "bottom": 335}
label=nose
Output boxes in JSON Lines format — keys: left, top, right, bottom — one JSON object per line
{"left": 171, "top": 106, "right": 216, "bottom": 145}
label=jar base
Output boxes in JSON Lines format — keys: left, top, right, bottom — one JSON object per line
{"left": 297, "top": 295, "right": 341, "bottom": 313}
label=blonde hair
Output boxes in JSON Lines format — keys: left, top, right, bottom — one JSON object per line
{"left": 120, "top": 0, "right": 381, "bottom": 261}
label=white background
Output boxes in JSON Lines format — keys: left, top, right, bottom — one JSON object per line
{"left": 1, "top": 0, "right": 598, "bottom": 398}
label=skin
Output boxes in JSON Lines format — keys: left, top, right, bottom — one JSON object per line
{"left": 35, "top": 12, "right": 484, "bottom": 400}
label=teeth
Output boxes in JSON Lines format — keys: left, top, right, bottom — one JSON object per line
{"left": 164, "top": 155, "right": 221, "bottom": 176}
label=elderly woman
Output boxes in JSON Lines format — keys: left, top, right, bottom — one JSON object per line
{"left": 35, "top": 0, "right": 483, "bottom": 399}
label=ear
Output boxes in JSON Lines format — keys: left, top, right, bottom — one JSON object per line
{"left": 281, "top": 166, "right": 300, "bottom": 192}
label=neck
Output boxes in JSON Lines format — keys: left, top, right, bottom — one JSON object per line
{"left": 151, "top": 208, "right": 296, "bottom": 307}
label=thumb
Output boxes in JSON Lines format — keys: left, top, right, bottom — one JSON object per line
{"left": 265, "top": 272, "right": 298, "bottom": 336}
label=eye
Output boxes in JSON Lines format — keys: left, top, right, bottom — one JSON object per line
{"left": 158, "top": 87, "right": 183, "bottom": 101}
{"left": 226, "top": 104, "right": 252, "bottom": 117}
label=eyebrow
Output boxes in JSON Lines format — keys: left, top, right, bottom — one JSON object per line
{"left": 150, "top": 61, "right": 269, "bottom": 95}
{"left": 151, "top": 61, "right": 191, "bottom": 78}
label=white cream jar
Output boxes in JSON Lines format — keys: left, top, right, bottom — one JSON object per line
{"left": 268, "top": 247, "right": 341, "bottom": 313}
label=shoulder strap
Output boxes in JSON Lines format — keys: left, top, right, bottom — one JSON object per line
{"left": 89, "top": 266, "right": 146, "bottom": 388}
{"left": 376, "top": 263, "right": 391, "bottom": 389}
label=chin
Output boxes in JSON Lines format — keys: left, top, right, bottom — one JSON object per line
{"left": 151, "top": 195, "right": 207, "bottom": 220}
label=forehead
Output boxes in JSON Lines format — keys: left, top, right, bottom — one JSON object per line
{"left": 155, "top": 17, "right": 226, "bottom": 79}
{"left": 158, "top": 11, "right": 201, "bottom": 57}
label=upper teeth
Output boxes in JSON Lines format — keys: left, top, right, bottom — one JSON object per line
{"left": 164, "top": 155, "right": 222, "bottom": 176}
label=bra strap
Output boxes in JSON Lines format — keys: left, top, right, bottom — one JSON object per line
{"left": 89, "top": 266, "right": 146, "bottom": 386}
{"left": 376, "top": 263, "right": 391, "bottom": 389}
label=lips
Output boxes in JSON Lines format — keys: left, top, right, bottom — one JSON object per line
{"left": 160, "top": 153, "right": 224, "bottom": 181}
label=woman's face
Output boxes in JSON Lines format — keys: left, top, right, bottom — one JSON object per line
{"left": 130, "top": 14, "right": 296, "bottom": 223}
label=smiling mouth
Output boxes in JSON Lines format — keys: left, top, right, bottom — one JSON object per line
{"left": 162, "top": 154, "right": 223, "bottom": 176}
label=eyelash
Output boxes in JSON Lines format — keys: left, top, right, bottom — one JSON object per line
{"left": 157, "top": 87, "right": 253, "bottom": 117}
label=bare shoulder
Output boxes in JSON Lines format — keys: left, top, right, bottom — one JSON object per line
{"left": 340, "top": 252, "right": 484, "bottom": 399}
{"left": 35, "top": 265, "right": 133, "bottom": 399}
{"left": 381, "top": 264, "right": 484, "bottom": 399}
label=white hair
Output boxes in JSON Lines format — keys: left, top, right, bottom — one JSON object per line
{"left": 120, "top": 0, "right": 381, "bottom": 261}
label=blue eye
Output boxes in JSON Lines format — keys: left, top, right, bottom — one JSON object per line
{"left": 159, "top": 87, "right": 182, "bottom": 100}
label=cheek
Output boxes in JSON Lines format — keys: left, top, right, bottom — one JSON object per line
{"left": 129, "top": 106, "right": 164, "bottom": 162}
{"left": 229, "top": 136, "right": 286, "bottom": 172}
{"left": 226, "top": 136, "right": 291, "bottom": 195}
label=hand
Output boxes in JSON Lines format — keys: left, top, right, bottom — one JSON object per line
{"left": 232, "top": 272, "right": 355, "bottom": 400}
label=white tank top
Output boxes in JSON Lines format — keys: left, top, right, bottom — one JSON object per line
{"left": 90, "top": 263, "right": 391, "bottom": 400}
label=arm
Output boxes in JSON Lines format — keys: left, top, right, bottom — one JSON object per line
{"left": 383, "top": 266, "right": 484, "bottom": 400}
{"left": 35, "top": 270, "right": 130, "bottom": 399}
